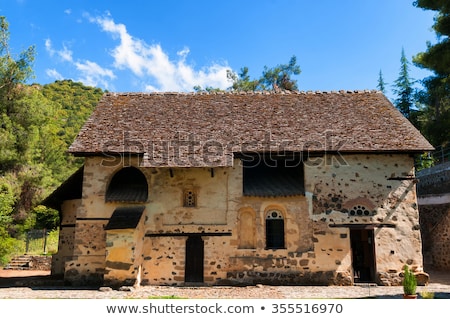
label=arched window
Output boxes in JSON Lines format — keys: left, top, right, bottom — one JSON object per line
{"left": 265, "top": 210, "right": 285, "bottom": 249}
{"left": 106, "top": 167, "right": 148, "bottom": 202}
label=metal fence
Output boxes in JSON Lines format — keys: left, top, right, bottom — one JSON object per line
{"left": 416, "top": 144, "right": 450, "bottom": 169}
{"left": 431, "top": 144, "right": 450, "bottom": 165}
{"left": 25, "top": 229, "right": 50, "bottom": 255}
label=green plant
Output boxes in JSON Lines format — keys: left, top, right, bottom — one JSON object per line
{"left": 420, "top": 288, "right": 435, "bottom": 299}
{"left": 0, "top": 227, "right": 21, "bottom": 266}
{"left": 402, "top": 265, "right": 417, "bottom": 296}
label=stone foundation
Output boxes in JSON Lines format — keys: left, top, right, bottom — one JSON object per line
{"left": 223, "top": 270, "right": 353, "bottom": 286}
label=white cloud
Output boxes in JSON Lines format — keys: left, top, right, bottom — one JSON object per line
{"left": 45, "top": 39, "right": 55, "bottom": 56}
{"left": 45, "top": 37, "right": 115, "bottom": 89}
{"left": 74, "top": 60, "right": 116, "bottom": 89}
{"left": 46, "top": 68, "right": 63, "bottom": 80}
{"left": 89, "top": 14, "right": 232, "bottom": 92}
{"left": 45, "top": 13, "right": 232, "bottom": 91}
{"left": 58, "top": 45, "right": 73, "bottom": 62}
{"left": 64, "top": 9, "right": 71, "bottom": 15}
{"left": 45, "top": 38, "right": 72, "bottom": 62}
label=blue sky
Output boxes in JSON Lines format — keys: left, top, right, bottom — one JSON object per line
{"left": 0, "top": 1, "right": 438, "bottom": 98}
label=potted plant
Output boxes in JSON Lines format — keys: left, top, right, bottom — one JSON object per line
{"left": 402, "top": 264, "right": 417, "bottom": 299}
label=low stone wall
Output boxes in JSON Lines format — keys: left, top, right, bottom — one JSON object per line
{"left": 29, "top": 256, "right": 52, "bottom": 271}
{"left": 417, "top": 162, "right": 450, "bottom": 196}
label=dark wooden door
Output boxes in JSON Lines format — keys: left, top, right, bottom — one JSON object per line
{"left": 350, "top": 229, "right": 376, "bottom": 283}
{"left": 185, "top": 236, "right": 204, "bottom": 283}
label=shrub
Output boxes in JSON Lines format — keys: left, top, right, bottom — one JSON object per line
{"left": 403, "top": 265, "right": 417, "bottom": 296}
{"left": 0, "top": 227, "right": 21, "bottom": 266}
{"left": 420, "top": 288, "right": 435, "bottom": 299}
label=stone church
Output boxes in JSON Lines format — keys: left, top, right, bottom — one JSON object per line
{"left": 43, "top": 90, "right": 434, "bottom": 287}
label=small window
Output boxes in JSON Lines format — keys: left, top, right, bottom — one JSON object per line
{"left": 348, "top": 205, "right": 374, "bottom": 216}
{"left": 183, "top": 189, "right": 197, "bottom": 207}
{"left": 265, "top": 210, "right": 285, "bottom": 249}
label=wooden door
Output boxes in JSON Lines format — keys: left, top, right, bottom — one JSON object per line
{"left": 185, "top": 236, "right": 204, "bottom": 283}
{"left": 350, "top": 229, "right": 376, "bottom": 283}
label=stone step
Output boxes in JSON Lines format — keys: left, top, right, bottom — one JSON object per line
{"left": 3, "top": 255, "right": 33, "bottom": 270}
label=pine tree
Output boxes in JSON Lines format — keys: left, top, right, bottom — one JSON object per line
{"left": 393, "top": 48, "right": 415, "bottom": 119}
{"left": 377, "top": 70, "right": 387, "bottom": 94}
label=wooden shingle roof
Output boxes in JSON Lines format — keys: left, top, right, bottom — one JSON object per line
{"left": 104, "top": 206, "right": 145, "bottom": 230}
{"left": 69, "top": 90, "right": 434, "bottom": 167}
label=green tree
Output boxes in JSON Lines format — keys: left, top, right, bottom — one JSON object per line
{"left": 0, "top": 16, "right": 37, "bottom": 241}
{"left": 260, "top": 55, "right": 301, "bottom": 91}
{"left": 226, "top": 67, "right": 260, "bottom": 91}
{"left": 0, "top": 177, "right": 18, "bottom": 265}
{"left": 0, "top": 16, "right": 36, "bottom": 171}
{"left": 227, "top": 55, "right": 301, "bottom": 92}
{"left": 0, "top": 181, "right": 14, "bottom": 225}
{"left": 0, "top": 17, "right": 104, "bottom": 263}
{"left": 393, "top": 48, "right": 415, "bottom": 120}
{"left": 377, "top": 70, "right": 388, "bottom": 94}
{"left": 413, "top": 0, "right": 450, "bottom": 147}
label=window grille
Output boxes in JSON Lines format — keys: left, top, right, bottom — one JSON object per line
{"left": 184, "top": 189, "right": 197, "bottom": 207}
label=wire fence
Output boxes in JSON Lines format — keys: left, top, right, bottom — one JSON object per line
{"left": 24, "top": 229, "right": 50, "bottom": 255}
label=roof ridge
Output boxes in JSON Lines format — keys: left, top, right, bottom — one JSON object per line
{"left": 104, "top": 89, "right": 382, "bottom": 97}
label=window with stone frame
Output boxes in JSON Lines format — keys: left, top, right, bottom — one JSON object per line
{"left": 265, "top": 210, "right": 285, "bottom": 249}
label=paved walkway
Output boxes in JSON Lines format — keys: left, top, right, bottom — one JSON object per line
{"left": 0, "top": 269, "right": 449, "bottom": 299}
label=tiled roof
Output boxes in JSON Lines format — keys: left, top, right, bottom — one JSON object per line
{"left": 41, "top": 166, "right": 84, "bottom": 210}
{"left": 69, "top": 90, "right": 434, "bottom": 167}
{"left": 104, "top": 206, "right": 145, "bottom": 230}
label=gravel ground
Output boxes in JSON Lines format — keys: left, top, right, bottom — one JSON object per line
{"left": 1, "top": 269, "right": 449, "bottom": 299}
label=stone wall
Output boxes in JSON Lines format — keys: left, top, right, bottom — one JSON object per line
{"left": 304, "top": 153, "right": 423, "bottom": 284}
{"left": 417, "top": 161, "right": 450, "bottom": 195}
{"left": 419, "top": 203, "right": 450, "bottom": 270}
{"left": 60, "top": 153, "right": 423, "bottom": 287}
{"left": 416, "top": 161, "right": 450, "bottom": 271}
{"left": 51, "top": 199, "right": 78, "bottom": 275}
{"left": 30, "top": 256, "right": 52, "bottom": 271}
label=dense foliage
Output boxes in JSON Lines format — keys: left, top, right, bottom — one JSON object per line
{"left": 0, "top": 80, "right": 104, "bottom": 229}
{"left": 0, "top": 17, "right": 103, "bottom": 263}
{"left": 412, "top": 0, "right": 450, "bottom": 147}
